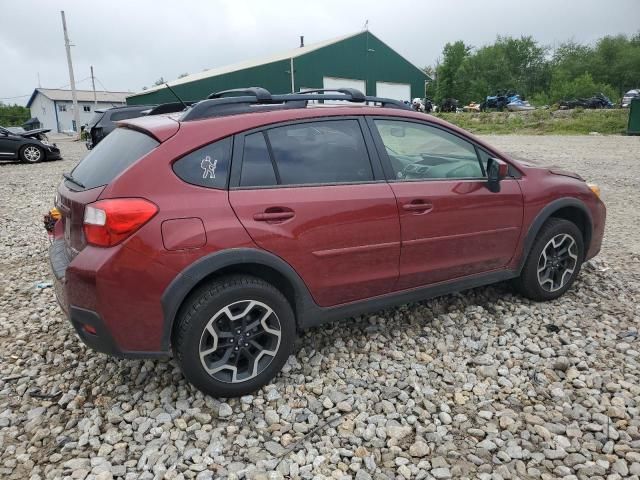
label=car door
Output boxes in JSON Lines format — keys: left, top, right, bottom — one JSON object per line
{"left": 228, "top": 118, "right": 401, "bottom": 307}
{"left": 0, "top": 128, "right": 20, "bottom": 160}
{"left": 368, "top": 117, "right": 523, "bottom": 290}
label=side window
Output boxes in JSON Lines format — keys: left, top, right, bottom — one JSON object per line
{"left": 266, "top": 120, "right": 373, "bottom": 185}
{"left": 477, "top": 148, "right": 491, "bottom": 176}
{"left": 173, "top": 137, "right": 231, "bottom": 189}
{"left": 374, "top": 120, "right": 484, "bottom": 180}
{"left": 240, "top": 133, "right": 277, "bottom": 187}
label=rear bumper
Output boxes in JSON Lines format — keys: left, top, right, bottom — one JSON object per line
{"left": 68, "top": 306, "right": 165, "bottom": 358}
{"left": 48, "top": 238, "right": 166, "bottom": 359}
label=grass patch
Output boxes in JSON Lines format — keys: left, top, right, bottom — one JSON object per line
{"left": 433, "top": 108, "right": 629, "bottom": 135}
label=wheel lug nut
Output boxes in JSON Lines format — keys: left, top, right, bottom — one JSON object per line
{"left": 230, "top": 339, "right": 234, "bottom": 343}
{"left": 244, "top": 343, "right": 249, "bottom": 347}
{"left": 234, "top": 346, "right": 239, "bottom": 351}
{"left": 245, "top": 332, "right": 250, "bottom": 337}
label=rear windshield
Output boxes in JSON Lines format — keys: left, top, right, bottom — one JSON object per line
{"left": 87, "top": 111, "right": 104, "bottom": 128}
{"left": 71, "top": 128, "right": 158, "bottom": 189}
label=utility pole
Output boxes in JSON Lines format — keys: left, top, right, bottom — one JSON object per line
{"left": 61, "top": 11, "right": 81, "bottom": 137}
{"left": 91, "top": 65, "right": 97, "bottom": 106}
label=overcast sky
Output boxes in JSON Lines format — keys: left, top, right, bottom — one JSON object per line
{"left": 2, "top": 0, "right": 638, "bottom": 105}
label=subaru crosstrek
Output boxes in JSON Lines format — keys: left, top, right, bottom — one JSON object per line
{"left": 49, "top": 87, "right": 606, "bottom": 397}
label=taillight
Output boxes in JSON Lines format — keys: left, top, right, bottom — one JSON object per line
{"left": 83, "top": 198, "right": 158, "bottom": 247}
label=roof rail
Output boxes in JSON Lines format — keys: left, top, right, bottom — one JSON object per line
{"left": 295, "top": 88, "right": 366, "bottom": 102}
{"left": 180, "top": 87, "right": 410, "bottom": 121}
{"left": 207, "top": 87, "right": 272, "bottom": 101}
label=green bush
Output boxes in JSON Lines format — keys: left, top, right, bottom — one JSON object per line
{"left": 549, "top": 73, "right": 618, "bottom": 104}
{"left": 433, "top": 109, "right": 629, "bottom": 135}
{"left": 0, "top": 103, "right": 30, "bottom": 126}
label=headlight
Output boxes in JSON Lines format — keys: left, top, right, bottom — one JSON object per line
{"left": 587, "top": 183, "right": 601, "bottom": 198}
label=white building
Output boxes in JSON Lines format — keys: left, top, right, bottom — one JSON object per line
{"left": 26, "top": 88, "right": 130, "bottom": 133}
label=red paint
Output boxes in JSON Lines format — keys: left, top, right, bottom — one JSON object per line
{"left": 52, "top": 105, "right": 606, "bottom": 353}
{"left": 229, "top": 183, "right": 400, "bottom": 306}
{"left": 161, "top": 218, "right": 207, "bottom": 251}
{"left": 390, "top": 178, "right": 523, "bottom": 288}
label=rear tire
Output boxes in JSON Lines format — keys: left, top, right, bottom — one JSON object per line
{"left": 20, "top": 144, "right": 43, "bottom": 163}
{"left": 173, "top": 275, "right": 296, "bottom": 397}
{"left": 514, "top": 218, "right": 584, "bottom": 301}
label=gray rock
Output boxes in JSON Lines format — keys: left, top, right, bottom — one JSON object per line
{"left": 218, "top": 403, "right": 233, "bottom": 418}
{"left": 409, "top": 441, "right": 430, "bottom": 457}
{"left": 431, "top": 467, "right": 451, "bottom": 479}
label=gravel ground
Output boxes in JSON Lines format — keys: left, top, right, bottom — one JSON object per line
{"left": 0, "top": 135, "right": 639, "bottom": 480}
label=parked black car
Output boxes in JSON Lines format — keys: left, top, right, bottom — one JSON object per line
{"left": 85, "top": 105, "right": 151, "bottom": 149}
{"left": 558, "top": 93, "right": 614, "bottom": 109}
{"left": 0, "top": 126, "right": 61, "bottom": 163}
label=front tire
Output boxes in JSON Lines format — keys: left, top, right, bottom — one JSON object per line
{"left": 20, "top": 144, "right": 44, "bottom": 163}
{"left": 173, "top": 275, "right": 296, "bottom": 397}
{"left": 514, "top": 218, "right": 584, "bottom": 301}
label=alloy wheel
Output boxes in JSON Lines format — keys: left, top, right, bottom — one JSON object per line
{"left": 23, "top": 145, "right": 41, "bottom": 162}
{"left": 199, "top": 300, "right": 282, "bottom": 383}
{"left": 536, "top": 233, "right": 579, "bottom": 292}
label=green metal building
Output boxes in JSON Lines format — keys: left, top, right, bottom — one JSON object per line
{"left": 126, "top": 31, "right": 429, "bottom": 105}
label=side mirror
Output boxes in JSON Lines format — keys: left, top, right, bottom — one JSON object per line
{"left": 486, "top": 158, "right": 509, "bottom": 193}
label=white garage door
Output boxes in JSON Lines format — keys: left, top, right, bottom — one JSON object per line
{"left": 323, "top": 77, "right": 366, "bottom": 95}
{"left": 376, "top": 82, "right": 411, "bottom": 102}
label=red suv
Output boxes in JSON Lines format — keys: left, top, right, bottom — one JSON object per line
{"left": 50, "top": 88, "right": 605, "bottom": 397}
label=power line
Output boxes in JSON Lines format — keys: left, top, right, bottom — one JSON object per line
{"left": 0, "top": 76, "right": 93, "bottom": 101}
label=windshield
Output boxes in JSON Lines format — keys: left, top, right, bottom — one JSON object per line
{"left": 70, "top": 128, "right": 158, "bottom": 190}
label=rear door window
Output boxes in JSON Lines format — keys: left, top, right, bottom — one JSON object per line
{"left": 70, "top": 127, "right": 158, "bottom": 189}
{"left": 266, "top": 120, "right": 373, "bottom": 185}
{"left": 172, "top": 137, "right": 232, "bottom": 189}
{"left": 240, "top": 133, "right": 277, "bottom": 187}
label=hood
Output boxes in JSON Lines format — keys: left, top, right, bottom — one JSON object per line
{"left": 20, "top": 128, "right": 51, "bottom": 138}
{"left": 507, "top": 155, "right": 584, "bottom": 180}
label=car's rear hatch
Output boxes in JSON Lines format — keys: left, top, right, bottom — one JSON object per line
{"left": 56, "top": 118, "right": 177, "bottom": 259}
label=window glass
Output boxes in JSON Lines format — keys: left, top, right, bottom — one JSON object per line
{"left": 110, "top": 110, "right": 144, "bottom": 121}
{"left": 240, "top": 133, "right": 277, "bottom": 187}
{"left": 266, "top": 120, "right": 373, "bottom": 185}
{"left": 173, "top": 137, "right": 231, "bottom": 189}
{"left": 477, "top": 148, "right": 492, "bottom": 176}
{"left": 374, "top": 120, "right": 484, "bottom": 180}
{"left": 71, "top": 128, "right": 158, "bottom": 189}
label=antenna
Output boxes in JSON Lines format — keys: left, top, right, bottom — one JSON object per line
{"left": 164, "top": 83, "right": 188, "bottom": 109}
{"left": 363, "top": 19, "right": 369, "bottom": 31}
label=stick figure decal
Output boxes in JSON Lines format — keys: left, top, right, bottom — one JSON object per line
{"left": 201, "top": 155, "right": 217, "bottom": 179}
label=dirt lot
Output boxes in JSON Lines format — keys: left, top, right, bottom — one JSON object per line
{"left": 0, "top": 135, "right": 639, "bottom": 480}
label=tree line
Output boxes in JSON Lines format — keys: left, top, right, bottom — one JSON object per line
{"left": 0, "top": 103, "right": 30, "bottom": 127}
{"left": 428, "top": 33, "right": 640, "bottom": 106}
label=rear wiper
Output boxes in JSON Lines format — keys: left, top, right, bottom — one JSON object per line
{"left": 62, "top": 172, "right": 85, "bottom": 189}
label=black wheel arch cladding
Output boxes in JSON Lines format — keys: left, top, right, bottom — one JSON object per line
{"left": 161, "top": 248, "right": 315, "bottom": 351}
{"left": 519, "top": 197, "right": 592, "bottom": 271}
